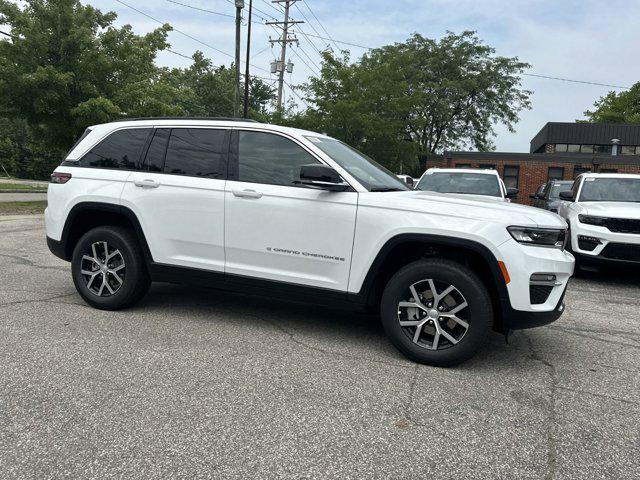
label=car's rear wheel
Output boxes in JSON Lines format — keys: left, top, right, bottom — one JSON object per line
{"left": 380, "top": 259, "right": 492, "bottom": 366}
{"left": 71, "top": 226, "right": 150, "bottom": 310}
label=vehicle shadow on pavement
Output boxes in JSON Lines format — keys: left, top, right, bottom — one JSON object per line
{"left": 134, "top": 282, "right": 535, "bottom": 370}
{"left": 573, "top": 263, "right": 640, "bottom": 287}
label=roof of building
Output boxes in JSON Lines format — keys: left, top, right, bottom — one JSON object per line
{"left": 530, "top": 122, "right": 640, "bottom": 153}
{"left": 438, "top": 150, "right": 640, "bottom": 166}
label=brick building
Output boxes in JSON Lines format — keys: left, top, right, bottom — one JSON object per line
{"left": 423, "top": 122, "right": 640, "bottom": 205}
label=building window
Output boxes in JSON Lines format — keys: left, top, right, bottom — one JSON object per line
{"left": 503, "top": 165, "right": 519, "bottom": 189}
{"left": 548, "top": 167, "right": 564, "bottom": 180}
{"left": 567, "top": 144, "right": 581, "bottom": 153}
{"left": 454, "top": 163, "right": 470, "bottom": 168}
{"left": 594, "top": 145, "right": 612, "bottom": 154}
{"left": 600, "top": 168, "right": 618, "bottom": 173}
{"left": 580, "top": 145, "right": 594, "bottom": 153}
{"left": 620, "top": 146, "right": 636, "bottom": 155}
{"left": 555, "top": 144, "right": 568, "bottom": 152}
{"left": 574, "top": 166, "right": 591, "bottom": 178}
{"left": 479, "top": 164, "right": 496, "bottom": 170}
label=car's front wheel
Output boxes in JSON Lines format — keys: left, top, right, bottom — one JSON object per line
{"left": 380, "top": 258, "right": 492, "bottom": 367}
{"left": 71, "top": 226, "right": 150, "bottom": 310}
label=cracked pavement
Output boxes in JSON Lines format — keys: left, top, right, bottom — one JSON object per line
{"left": 1, "top": 215, "right": 639, "bottom": 479}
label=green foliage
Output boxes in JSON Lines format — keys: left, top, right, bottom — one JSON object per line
{"left": 0, "top": 0, "right": 275, "bottom": 178}
{"left": 283, "top": 32, "right": 531, "bottom": 173}
{"left": 584, "top": 83, "right": 640, "bottom": 123}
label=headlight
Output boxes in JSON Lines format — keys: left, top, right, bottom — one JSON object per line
{"left": 578, "top": 214, "right": 607, "bottom": 226}
{"left": 507, "top": 226, "right": 567, "bottom": 249}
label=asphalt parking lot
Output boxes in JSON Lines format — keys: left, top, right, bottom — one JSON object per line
{"left": 1, "top": 215, "right": 639, "bottom": 479}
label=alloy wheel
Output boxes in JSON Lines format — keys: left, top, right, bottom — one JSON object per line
{"left": 397, "top": 278, "right": 470, "bottom": 350}
{"left": 80, "top": 241, "right": 126, "bottom": 297}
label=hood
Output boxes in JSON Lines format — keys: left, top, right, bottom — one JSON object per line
{"left": 361, "top": 190, "right": 566, "bottom": 228}
{"left": 581, "top": 202, "right": 640, "bottom": 219}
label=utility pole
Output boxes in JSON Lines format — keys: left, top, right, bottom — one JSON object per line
{"left": 243, "top": 0, "right": 253, "bottom": 118}
{"left": 267, "top": 0, "right": 303, "bottom": 110}
{"left": 234, "top": 0, "right": 244, "bottom": 117}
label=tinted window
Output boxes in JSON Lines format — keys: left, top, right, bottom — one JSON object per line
{"left": 578, "top": 177, "right": 640, "bottom": 202}
{"left": 550, "top": 182, "right": 572, "bottom": 199}
{"left": 144, "top": 129, "right": 170, "bottom": 172}
{"left": 503, "top": 165, "right": 519, "bottom": 189}
{"left": 416, "top": 172, "right": 502, "bottom": 197}
{"left": 80, "top": 128, "right": 150, "bottom": 169}
{"left": 239, "top": 131, "right": 320, "bottom": 186}
{"left": 304, "top": 136, "right": 407, "bottom": 191}
{"left": 163, "top": 128, "right": 227, "bottom": 178}
{"left": 548, "top": 166, "right": 564, "bottom": 181}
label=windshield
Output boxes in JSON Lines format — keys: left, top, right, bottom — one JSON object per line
{"left": 415, "top": 172, "right": 502, "bottom": 197}
{"left": 579, "top": 177, "right": 640, "bottom": 202}
{"left": 304, "top": 136, "right": 408, "bottom": 191}
{"left": 550, "top": 182, "right": 573, "bottom": 199}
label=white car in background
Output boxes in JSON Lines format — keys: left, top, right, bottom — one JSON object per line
{"left": 557, "top": 173, "right": 640, "bottom": 268}
{"left": 414, "top": 168, "right": 518, "bottom": 202}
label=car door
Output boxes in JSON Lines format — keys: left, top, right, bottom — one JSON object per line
{"left": 224, "top": 129, "right": 358, "bottom": 291}
{"left": 121, "top": 127, "right": 229, "bottom": 271}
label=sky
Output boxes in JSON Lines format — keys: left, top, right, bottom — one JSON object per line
{"left": 86, "top": 0, "right": 640, "bottom": 152}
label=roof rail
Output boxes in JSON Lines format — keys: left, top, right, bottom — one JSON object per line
{"left": 110, "top": 116, "right": 260, "bottom": 123}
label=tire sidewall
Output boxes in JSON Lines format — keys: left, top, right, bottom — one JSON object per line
{"left": 71, "top": 227, "right": 143, "bottom": 310}
{"left": 381, "top": 260, "right": 492, "bottom": 366}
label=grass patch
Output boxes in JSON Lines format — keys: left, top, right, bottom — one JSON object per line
{"left": 0, "top": 182, "right": 48, "bottom": 192}
{"left": 0, "top": 201, "right": 47, "bottom": 215}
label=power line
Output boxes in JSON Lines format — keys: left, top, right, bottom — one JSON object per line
{"left": 115, "top": 0, "right": 271, "bottom": 75}
{"left": 164, "top": 0, "right": 235, "bottom": 18}
{"left": 301, "top": 0, "right": 339, "bottom": 52}
{"left": 283, "top": 79, "right": 310, "bottom": 108}
{"left": 289, "top": 29, "right": 372, "bottom": 50}
{"left": 521, "top": 73, "right": 629, "bottom": 90}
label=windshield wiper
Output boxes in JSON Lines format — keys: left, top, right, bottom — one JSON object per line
{"left": 370, "top": 187, "right": 405, "bottom": 192}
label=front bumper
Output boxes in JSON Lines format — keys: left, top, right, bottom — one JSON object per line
{"left": 504, "top": 283, "right": 568, "bottom": 330}
{"left": 497, "top": 238, "right": 574, "bottom": 312}
{"left": 570, "top": 221, "right": 640, "bottom": 265}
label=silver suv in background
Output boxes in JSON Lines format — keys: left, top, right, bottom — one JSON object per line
{"left": 531, "top": 180, "right": 574, "bottom": 213}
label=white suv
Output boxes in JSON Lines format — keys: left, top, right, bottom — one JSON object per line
{"left": 414, "top": 168, "right": 517, "bottom": 202}
{"left": 46, "top": 118, "right": 574, "bottom": 366}
{"left": 557, "top": 173, "right": 640, "bottom": 268}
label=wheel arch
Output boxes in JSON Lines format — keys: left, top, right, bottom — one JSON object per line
{"left": 355, "top": 234, "right": 510, "bottom": 333}
{"left": 59, "top": 202, "right": 153, "bottom": 263}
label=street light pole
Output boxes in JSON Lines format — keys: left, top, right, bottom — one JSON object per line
{"left": 234, "top": 0, "right": 244, "bottom": 118}
{"left": 243, "top": 0, "right": 253, "bottom": 118}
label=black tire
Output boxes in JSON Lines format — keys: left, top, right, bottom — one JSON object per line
{"left": 71, "top": 226, "right": 150, "bottom": 310}
{"left": 380, "top": 258, "right": 492, "bottom": 367}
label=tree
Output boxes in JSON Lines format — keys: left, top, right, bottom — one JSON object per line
{"left": 0, "top": 0, "right": 182, "bottom": 151}
{"left": 288, "top": 31, "right": 531, "bottom": 173}
{"left": 584, "top": 83, "right": 640, "bottom": 123}
{"left": 163, "top": 51, "right": 275, "bottom": 119}
{"left": 0, "top": 0, "right": 275, "bottom": 178}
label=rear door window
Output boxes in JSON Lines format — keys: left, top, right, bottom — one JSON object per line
{"left": 143, "top": 129, "right": 170, "bottom": 172}
{"left": 163, "top": 128, "right": 228, "bottom": 178}
{"left": 79, "top": 128, "right": 151, "bottom": 170}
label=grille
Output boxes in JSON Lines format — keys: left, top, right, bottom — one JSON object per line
{"left": 530, "top": 285, "right": 553, "bottom": 305}
{"left": 600, "top": 243, "right": 640, "bottom": 262}
{"left": 603, "top": 218, "right": 640, "bottom": 234}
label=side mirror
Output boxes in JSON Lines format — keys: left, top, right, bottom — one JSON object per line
{"left": 529, "top": 193, "right": 538, "bottom": 200}
{"left": 299, "top": 164, "right": 349, "bottom": 192}
{"left": 506, "top": 187, "right": 519, "bottom": 199}
{"left": 559, "top": 190, "right": 574, "bottom": 201}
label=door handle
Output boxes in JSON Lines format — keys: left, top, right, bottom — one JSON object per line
{"left": 232, "top": 189, "right": 263, "bottom": 199}
{"left": 134, "top": 179, "right": 159, "bottom": 188}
